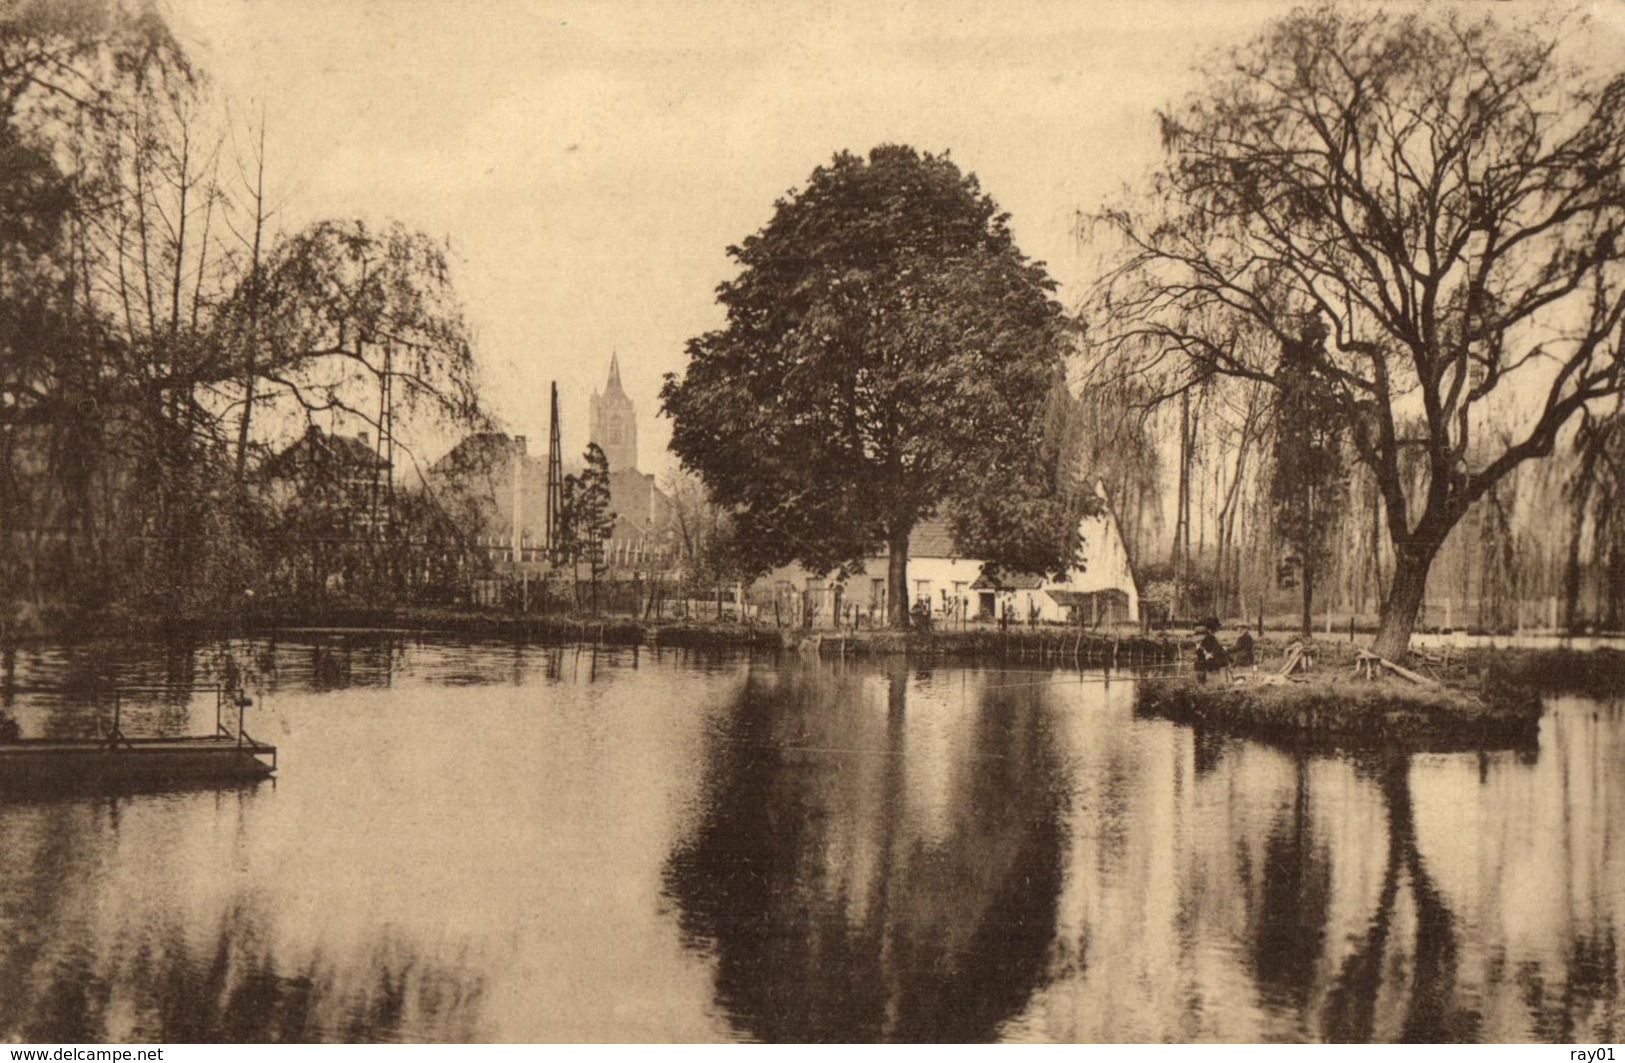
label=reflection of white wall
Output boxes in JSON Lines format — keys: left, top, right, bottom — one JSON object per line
{"left": 899, "top": 672, "right": 983, "bottom": 848}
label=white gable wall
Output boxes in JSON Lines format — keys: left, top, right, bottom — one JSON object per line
{"left": 743, "top": 505, "right": 1140, "bottom": 627}
{"left": 1044, "top": 510, "right": 1140, "bottom": 622}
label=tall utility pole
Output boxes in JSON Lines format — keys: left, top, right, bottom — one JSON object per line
{"left": 511, "top": 434, "right": 524, "bottom": 561}
{"left": 546, "top": 381, "right": 564, "bottom": 560}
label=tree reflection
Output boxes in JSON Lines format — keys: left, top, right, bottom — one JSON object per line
{"left": 11, "top": 906, "right": 487, "bottom": 1042}
{"left": 1248, "top": 756, "right": 1332, "bottom": 1014}
{"left": 1322, "top": 755, "right": 1477, "bottom": 1042}
{"left": 664, "top": 663, "right": 1067, "bottom": 1041}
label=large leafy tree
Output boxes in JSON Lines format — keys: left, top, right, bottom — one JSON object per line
{"left": 1092, "top": 4, "right": 1625, "bottom": 658}
{"left": 662, "top": 145, "right": 1086, "bottom": 629}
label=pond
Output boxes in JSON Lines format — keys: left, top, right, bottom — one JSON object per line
{"left": 0, "top": 636, "right": 1619, "bottom": 1042}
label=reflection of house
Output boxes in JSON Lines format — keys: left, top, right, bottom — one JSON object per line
{"left": 749, "top": 496, "right": 1140, "bottom": 627}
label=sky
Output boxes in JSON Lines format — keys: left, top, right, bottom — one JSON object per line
{"left": 155, "top": 0, "right": 1296, "bottom": 474}
{"left": 158, "top": 0, "right": 1625, "bottom": 480}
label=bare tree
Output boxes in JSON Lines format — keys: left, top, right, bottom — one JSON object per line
{"left": 1090, "top": 4, "right": 1625, "bottom": 657}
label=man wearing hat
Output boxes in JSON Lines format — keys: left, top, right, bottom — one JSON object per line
{"left": 1194, "top": 616, "right": 1232, "bottom": 684}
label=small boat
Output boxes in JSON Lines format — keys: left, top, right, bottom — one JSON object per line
{"left": 0, "top": 685, "right": 277, "bottom": 792}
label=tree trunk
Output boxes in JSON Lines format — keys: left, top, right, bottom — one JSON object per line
{"left": 1607, "top": 543, "right": 1624, "bottom": 632}
{"left": 1300, "top": 559, "right": 1314, "bottom": 641}
{"left": 887, "top": 526, "right": 911, "bottom": 630}
{"left": 1371, "top": 544, "right": 1437, "bottom": 660}
{"left": 1562, "top": 518, "right": 1585, "bottom": 632}
{"left": 1370, "top": 488, "right": 1386, "bottom": 610}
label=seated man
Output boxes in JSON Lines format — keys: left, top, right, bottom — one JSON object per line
{"left": 1194, "top": 617, "right": 1232, "bottom": 683}
{"left": 1231, "top": 627, "right": 1256, "bottom": 668}
{"left": 911, "top": 595, "right": 933, "bottom": 634}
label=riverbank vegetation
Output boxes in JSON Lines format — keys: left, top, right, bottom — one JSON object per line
{"left": 8, "top": 3, "right": 1625, "bottom": 669}
{"left": 0, "top": 1, "right": 487, "bottom": 637}
{"left": 1135, "top": 675, "right": 1544, "bottom": 752}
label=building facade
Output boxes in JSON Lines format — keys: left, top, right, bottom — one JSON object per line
{"left": 585, "top": 355, "right": 672, "bottom": 572}
{"left": 749, "top": 495, "right": 1142, "bottom": 628}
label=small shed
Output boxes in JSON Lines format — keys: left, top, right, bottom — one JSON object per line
{"left": 970, "top": 572, "right": 1048, "bottom": 623}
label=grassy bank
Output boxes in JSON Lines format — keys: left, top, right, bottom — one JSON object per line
{"left": 1135, "top": 674, "right": 1545, "bottom": 752}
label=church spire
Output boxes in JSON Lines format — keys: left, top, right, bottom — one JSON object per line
{"left": 588, "top": 351, "right": 638, "bottom": 473}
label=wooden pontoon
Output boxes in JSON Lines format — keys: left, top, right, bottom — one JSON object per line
{"left": 0, "top": 684, "right": 276, "bottom": 791}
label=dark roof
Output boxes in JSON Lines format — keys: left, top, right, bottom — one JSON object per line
{"left": 263, "top": 426, "right": 390, "bottom": 479}
{"left": 429, "top": 431, "right": 521, "bottom": 475}
{"left": 604, "top": 353, "right": 627, "bottom": 398}
{"left": 970, "top": 571, "right": 1044, "bottom": 591}
{"left": 908, "top": 518, "right": 958, "bottom": 558}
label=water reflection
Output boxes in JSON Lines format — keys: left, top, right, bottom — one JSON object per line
{"left": 0, "top": 639, "right": 1620, "bottom": 1042}
{"left": 665, "top": 664, "right": 1067, "bottom": 1041}
{"left": 0, "top": 789, "right": 489, "bottom": 1042}
{"left": 1015, "top": 684, "right": 1623, "bottom": 1043}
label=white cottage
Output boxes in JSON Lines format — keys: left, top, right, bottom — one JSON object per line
{"left": 748, "top": 492, "right": 1140, "bottom": 628}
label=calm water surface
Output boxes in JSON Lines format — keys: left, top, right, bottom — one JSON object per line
{"left": 0, "top": 636, "right": 1619, "bottom": 1042}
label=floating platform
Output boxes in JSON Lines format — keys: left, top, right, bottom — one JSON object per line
{"left": 0, "top": 683, "right": 278, "bottom": 793}
{"left": 0, "top": 734, "right": 276, "bottom": 790}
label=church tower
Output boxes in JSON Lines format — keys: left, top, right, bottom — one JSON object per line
{"left": 587, "top": 353, "right": 638, "bottom": 473}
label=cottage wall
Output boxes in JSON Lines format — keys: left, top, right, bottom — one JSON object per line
{"left": 743, "top": 504, "right": 1141, "bottom": 628}
{"left": 1040, "top": 511, "right": 1141, "bottom": 624}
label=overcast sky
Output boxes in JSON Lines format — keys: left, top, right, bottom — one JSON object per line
{"left": 160, "top": 0, "right": 1624, "bottom": 477}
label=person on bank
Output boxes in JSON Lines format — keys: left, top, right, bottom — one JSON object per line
{"left": 912, "top": 595, "right": 932, "bottom": 634}
{"left": 1194, "top": 617, "right": 1232, "bottom": 684}
{"left": 1231, "top": 626, "right": 1255, "bottom": 669}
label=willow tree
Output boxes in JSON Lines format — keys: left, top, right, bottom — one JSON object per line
{"left": 662, "top": 145, "right": 1086, "bottom": 629}
{"left": 0, "top": 0, "right": 197, "bottom": 615}
{"left": 1092, "top": 5, "right": 1625, "bottom": 658}
{"left": 238, "top": 219, "right": 484, "bottom": 599}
